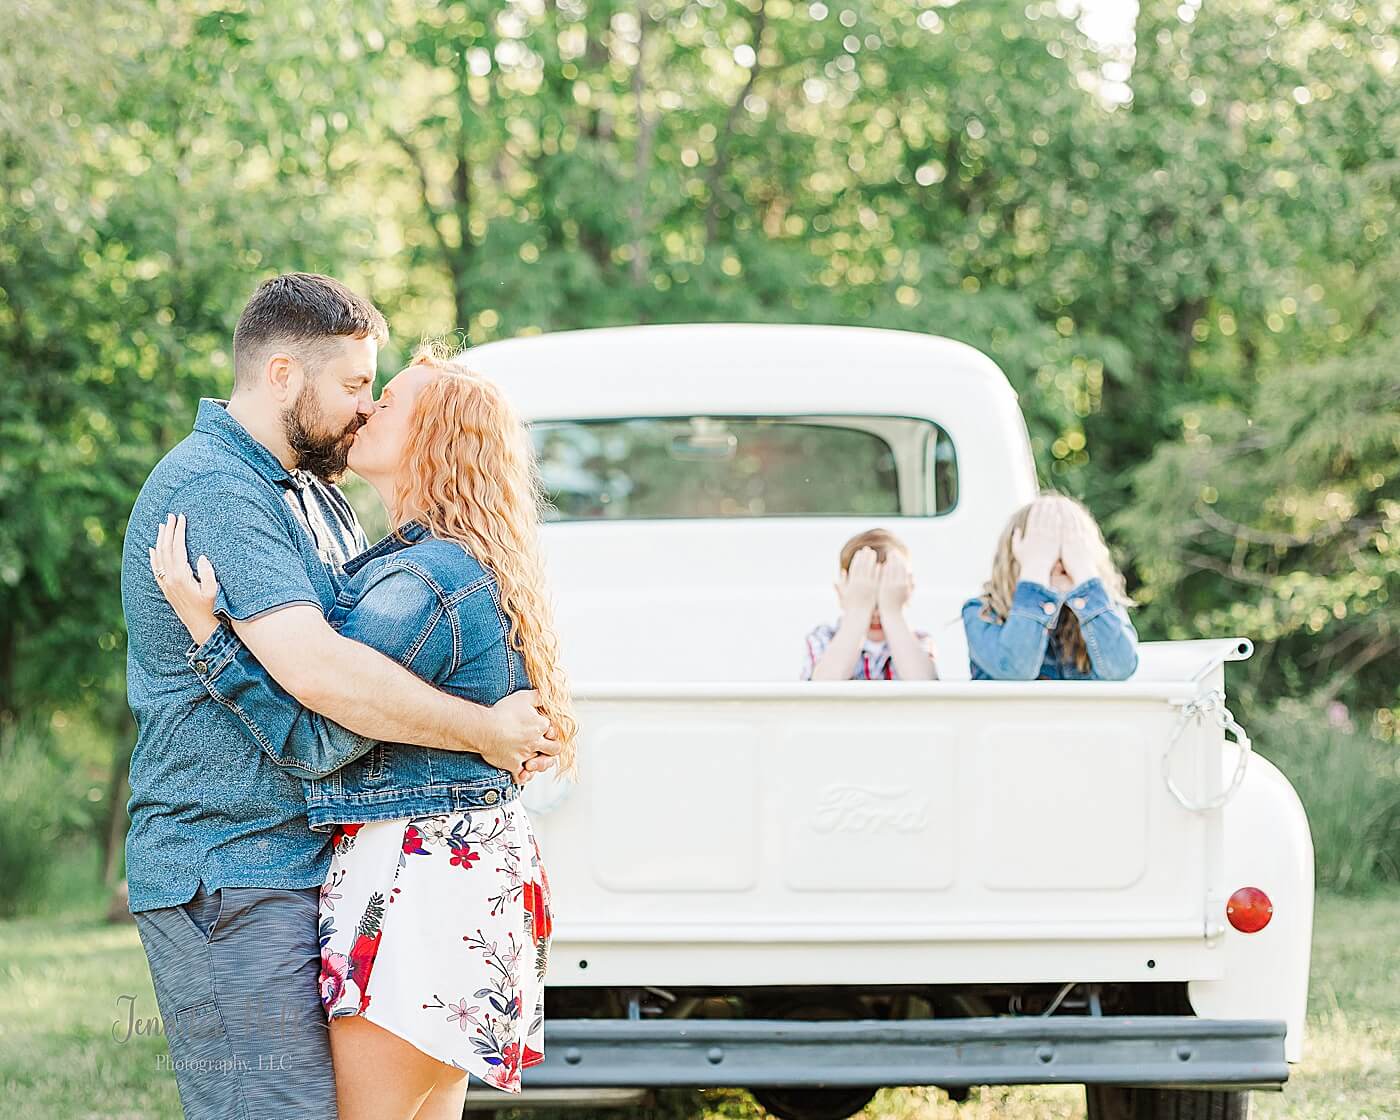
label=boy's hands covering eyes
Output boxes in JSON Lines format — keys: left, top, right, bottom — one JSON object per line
{"left": 877, "top": 550, "right": 913, "bottom": 613}
{"left": 836, "top": 546, "right": 881, "bottom": 622}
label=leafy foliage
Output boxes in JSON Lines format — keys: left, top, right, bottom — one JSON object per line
{"left": 0, "top": 0, "right": 1397, "bottom": 893}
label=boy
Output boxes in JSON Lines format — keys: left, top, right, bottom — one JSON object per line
{"left": 801, "top": 528, "right": 939, "bottom": 680}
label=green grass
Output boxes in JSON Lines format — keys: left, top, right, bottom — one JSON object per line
{"left": 0, "top": 910, "right": 181, "bottom": 1117}
{"left": 2, "top": 893, "right": 1396, "bottom": 1120}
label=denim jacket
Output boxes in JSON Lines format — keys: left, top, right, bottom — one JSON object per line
{"left": 187, "top": 520, "right": 522, "bottom": 830}
{"left": 962, "top": 577, "right": 1139, "bottom": 681}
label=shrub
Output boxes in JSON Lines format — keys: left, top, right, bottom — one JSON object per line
{"left": 0, "top": 719, "right": 97, "bottom": 916}
{"left": 1252, "top": 701, "right": 1400, "bottom": 893}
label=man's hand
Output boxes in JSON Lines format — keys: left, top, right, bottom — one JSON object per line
{"left": 475, "top": 689, "right": 561, "bottom": 780}
{"left": 836, "top": 547, "right": 881, "bottom": 625}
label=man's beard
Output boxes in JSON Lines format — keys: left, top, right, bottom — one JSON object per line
{"left": 282, "top": 384, "right": 362, "bottom": 482}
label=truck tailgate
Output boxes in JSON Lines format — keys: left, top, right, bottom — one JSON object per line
{"left": 526, "top": 643, "right": 1251, "bottom": 988}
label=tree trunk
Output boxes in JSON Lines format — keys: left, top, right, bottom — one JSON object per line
{"left": 0, "top": 616, "right": 16, "bottom": 723}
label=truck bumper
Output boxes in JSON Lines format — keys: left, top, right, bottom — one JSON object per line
{"left": 525, "top": 1017, "right": 1288, "bottom": 1090}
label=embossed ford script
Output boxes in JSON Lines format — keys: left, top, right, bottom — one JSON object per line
{"left": 809, "top": 785, "right": 932, "bottom": 834}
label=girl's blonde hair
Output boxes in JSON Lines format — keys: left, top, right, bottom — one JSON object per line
{"left": 978, "top": 492, "right": 1134, "bottom": 674}
{"left": 393, "top": 346, "right": 577, "bottom": 774}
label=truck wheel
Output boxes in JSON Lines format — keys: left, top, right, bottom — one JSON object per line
{"left": 750, "top": 1087, "right": 877, "bottom": 1120}
{"left": 1085, "top": 1086, "right": 1250, "bottom": 1120}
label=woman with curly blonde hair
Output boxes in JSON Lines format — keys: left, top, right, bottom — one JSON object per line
{"left": 963, "top": 492, "right": 1139, "bottom": 680}
{"left": 152, "top": 346, "right": 576, "bottom": 1119}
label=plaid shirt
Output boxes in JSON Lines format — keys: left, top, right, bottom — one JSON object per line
{"left": 800, "top": 621, "right": 937, "bottom": 681}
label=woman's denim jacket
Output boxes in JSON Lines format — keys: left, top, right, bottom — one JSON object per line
{"left": 961, "top": 577, "right": 1139, "bottom": 681}
{"left": 185, "top": 520, "right": 522, "bottom": 831}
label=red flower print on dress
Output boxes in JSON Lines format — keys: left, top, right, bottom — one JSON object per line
{"left": 332, "top": 822, "right": 364, "bottom": 857}
{"left": 522, "top": 880, "right": 552, "bottom": 944}
{"left": 402, "top": 826, "right": 429, "bottom": 856}
{"left": 450, "top": 842, "right": 481, "bottom": 870}
{"left": 349, "top": 932, "right": 380, "bottom": 1012}
{"left": 348, "top": 891, "right": 387, "bottom": 1013}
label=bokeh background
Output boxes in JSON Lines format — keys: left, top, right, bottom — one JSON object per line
{"left": 0, "top": 0, "right": 1397, "bottom": 1115}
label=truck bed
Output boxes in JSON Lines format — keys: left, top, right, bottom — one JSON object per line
{"left": 523, "top": 640, "right": 1253, "bottom": 990}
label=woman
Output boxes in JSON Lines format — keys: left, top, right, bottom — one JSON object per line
{"left": 962, "top": 492, "right": 1139, "bottom": 680}
{"left": 150, "top": 348, "right": 577, "bottom": 1119}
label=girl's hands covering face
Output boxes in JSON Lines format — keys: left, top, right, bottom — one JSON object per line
{"left": 1011, "top": 501, "right": 1062, "bottom": 588}
{"left": 1059, "top": 510, "right": 1099, "bottom": 589}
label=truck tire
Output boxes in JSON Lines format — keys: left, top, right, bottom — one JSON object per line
{"left": 744, "top": 996, "right": 881, "bottom": 1120}
{"left": 750, "top": 1087, "right": 877, "bottom": 1120}
{"left": 1085, "top": 1086, "right": 1250, "bottom": 1120}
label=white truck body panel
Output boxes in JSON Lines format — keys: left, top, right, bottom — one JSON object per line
{"left": 1189, "top": 753, "right": 1315, "bottom": 1063}
{"left": 466, "top": 325, "right": 1312, "bottom": 1068}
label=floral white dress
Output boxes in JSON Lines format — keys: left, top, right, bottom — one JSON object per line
{"left": 316, "top": 796, "right": 552, "bottom": 1092}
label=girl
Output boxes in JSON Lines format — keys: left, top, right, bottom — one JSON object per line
{"left": 151, "top": 349, "right": 576, "bottom": 1119}
{"left": 963, "top": 493, "right": 1139, "bottom": 680}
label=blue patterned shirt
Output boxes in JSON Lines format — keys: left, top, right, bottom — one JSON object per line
{"left": 122, "top": 399, "right": 366, "bottom": 912}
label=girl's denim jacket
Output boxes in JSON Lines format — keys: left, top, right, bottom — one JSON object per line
{"left": 185, "top": 520, "right": 522, "bottom": 830}
{"left": 961, "top": 577, "right": 1139, "bottom": 681}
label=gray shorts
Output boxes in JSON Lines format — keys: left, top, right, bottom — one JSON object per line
{"left": 133, "top": 884, "right": 338, "bottom": 1120}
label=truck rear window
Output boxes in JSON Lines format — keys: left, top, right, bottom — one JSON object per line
{"left": 530, "top": 415, "right": 957, "bottom": 520}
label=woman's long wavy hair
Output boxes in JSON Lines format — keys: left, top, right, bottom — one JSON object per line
{"left": 393, "top": 347, "right": 577, "bottom": 774}
{"left": 977, "top": 492, "right": 1134, "bottom": 674}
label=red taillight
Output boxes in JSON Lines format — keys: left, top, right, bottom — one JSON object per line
{"left": 1226, "top": 886, "right": 1273, "bottom": 933}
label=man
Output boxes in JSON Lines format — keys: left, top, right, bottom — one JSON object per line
{"left": 121, "top": 273, "right": 558, "bottom": 1119}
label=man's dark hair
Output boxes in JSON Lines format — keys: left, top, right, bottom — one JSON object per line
{"left": 232, "top": 273, "right": 389, "bottom": 389}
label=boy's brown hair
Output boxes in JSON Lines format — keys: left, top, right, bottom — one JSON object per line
{"left": 839, "top": 528, "right": 910, "bottom": 572}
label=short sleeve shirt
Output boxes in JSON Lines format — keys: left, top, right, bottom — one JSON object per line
{"left": 121, "top": 399, "right": 366, "bottom": 912}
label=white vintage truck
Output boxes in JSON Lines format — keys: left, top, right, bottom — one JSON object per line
{"left": 467, "top": 324, "right": 1314, "bottom": 1120}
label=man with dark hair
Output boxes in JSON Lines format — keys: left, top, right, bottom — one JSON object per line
{"left": 232, "top": 271, "right": 389, "bottom": 481}
{"left": 121, "top": 273, "right": 558, "bottom": 1120}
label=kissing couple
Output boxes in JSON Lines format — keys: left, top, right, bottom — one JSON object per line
{"left": 123, "top": 272, "right": 575, "bottom": 1119}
